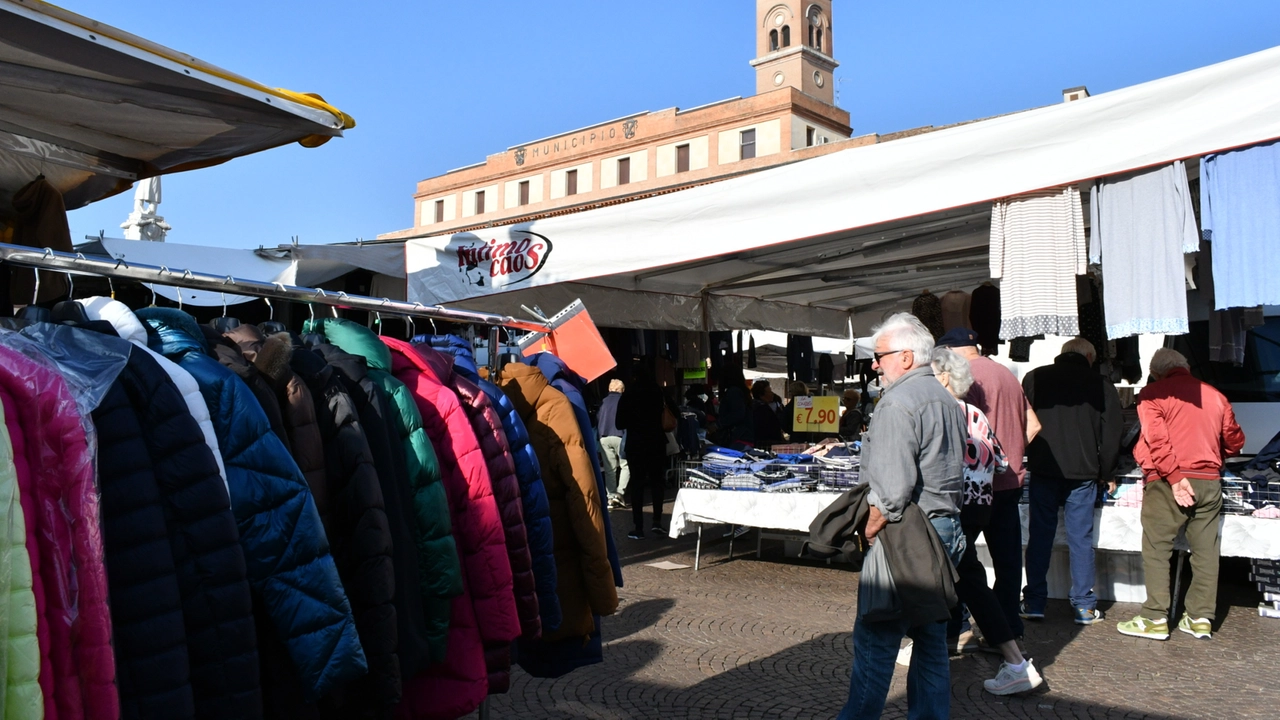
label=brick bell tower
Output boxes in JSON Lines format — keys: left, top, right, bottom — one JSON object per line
{"left": 750, "top": 1, "right": 839, "bottom": 106}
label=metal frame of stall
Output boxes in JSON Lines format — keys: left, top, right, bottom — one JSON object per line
{"left": 0, "top": 240, "right": 576, "bottom": 720}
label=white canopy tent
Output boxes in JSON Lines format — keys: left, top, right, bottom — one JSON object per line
{"left": 406, "top": 44, "right": 1280, "bottom": 338}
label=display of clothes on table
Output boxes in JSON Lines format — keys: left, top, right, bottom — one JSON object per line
{"left": 0, "top": 302, "right": 620, "bottom": 720}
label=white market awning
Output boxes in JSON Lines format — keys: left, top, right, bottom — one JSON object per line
{"left": 0, "top": 0, "right": 354, "bottom": 217}
{"left": 406, "top": 43, "right": 1280, "bottom": 338}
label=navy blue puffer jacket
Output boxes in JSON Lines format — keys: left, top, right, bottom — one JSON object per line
{"left": 137, "top": 309, "right": 367, "bottom": 701}
{"left": 421, "top": 335, "right": 561, "bottom": 633}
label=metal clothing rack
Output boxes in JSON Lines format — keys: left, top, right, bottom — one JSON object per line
{"left": 0, "top": 242, "right": 551, "bottom": 335}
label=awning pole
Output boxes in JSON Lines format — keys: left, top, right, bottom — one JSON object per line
{"left": 0, "top": 242, "right": 550, "bottom": 332}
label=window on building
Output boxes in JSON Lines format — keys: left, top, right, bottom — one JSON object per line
{"left": 618, "top": 157, "right": 631, "bottom": 185}
{"left": 434, "top": 199, "right": 444, "bottom": 224}
{"left": 817, "top": 28, "right": 824, "bottom": 52}
{"left": 518, "top": 180, "right": 530, "bottom": 206}
{"left": 676, "top": 144, "right": 690, "bottom": 173}
{"left": 808, "top": 24, "right": 815, "bottom": 48}
{"left": 781, "top": 25, "right": 790, "bottom": 47}
{"left": 474, "top": 190, "right": 485, "bottom": 215}
{"left": 806, "top": 127, "right": 815, "bottom": 147}
{"left": 740, "top": 129, "right": 756, "bottom": 160}
{"left": 769, "top": 29, "right": 778, "bottom": 51}
{"left": 566, "top": 169, "right": 578, "bottom": 196}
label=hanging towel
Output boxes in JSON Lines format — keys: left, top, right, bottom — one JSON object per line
{"left": 1089, "top": 161, "right": 1199, "bottom": 338}
{"left": 969, "top": 283, "right": 1001, "bottom": 356}
{"left": 940, "top": 290, "right": 972, "bottom": 333}
{"left": 910, "top": 291, "right": 944, "bottom": 339}
{"left": 1201, "top": 139, "right": 1280, "bottom": 309}
{"left": 990, "top": 186, "right": 1085, "bottom": 339}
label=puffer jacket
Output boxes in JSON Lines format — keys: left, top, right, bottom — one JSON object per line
{"left": 137, "top": 308, "right": 367, "bottom": 701}
{"left": 415, "top": 341, "right": 538, "bottom": 641}
{"left": 287, "top": 338, "right": 400, "bottom": 712}
{"left": 498, "top": 363, "right": 618, "bottom": 642}
{"left": 306, "top": 339, "right": 433, "bottom": 680}
{"left": 383, "top": 338, "right": 519, "bottom": 692}
{"left": 80, "top": 301, "right": 259, "bottom": 719}
{"left": 306, "top": 319, "right": 462, "bottom": 665}
{"left": 79, "top": 297, "right": 229, "bottom": 490}
{"left": 227, "top": 326, "right": 329, "bottom": 513}
{"left": 0, "top": 342, "right": 118, "bottom": 720}
{"left": 0, "top": 383, "right": 41, "bottom": 720}
{"left": 423, "top": 335, "right": 560, "bottom": 634}
{"left": 528, "top": 353, "right": 623, "bottom": 590}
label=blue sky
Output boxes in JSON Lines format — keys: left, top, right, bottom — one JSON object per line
{"left": 63, "top": 0, "right": 1280, "bottom": 249}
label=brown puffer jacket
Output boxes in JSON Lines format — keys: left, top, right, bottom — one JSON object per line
{"left": 497, "top": 363, "right": 616, "bottom": 640}
{"left": 228, "top": 326, "right": 328, "bottom": 514}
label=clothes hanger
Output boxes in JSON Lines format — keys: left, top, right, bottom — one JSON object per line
{"left": 210, "top": 291, "right": 241, "bottom": 333}
{"left": 16, "top": 265, "right": 51, "bottom": 322}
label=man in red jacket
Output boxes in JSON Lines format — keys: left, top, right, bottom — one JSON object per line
{"left": 1117, "top": 349, "right": 1245, "bottom": 642}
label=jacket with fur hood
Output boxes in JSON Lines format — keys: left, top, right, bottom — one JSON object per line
{"left": 287, "top": 337, "right": 401, "bottom": 712}
{"left": 306, "top": 319, "right": 462, "bottom": 666}
{"left": 412, "top": 343, "right": 531, "bottom": 687}
{"left": 498, "top": 363, "right": 618, "bottom": 641}
{"left": 226, "top": 326, "right": 328, "bottom": 513}
{"left": 137, "top": 308, "right": 367, "bottom": 701}
{"left": 306, "top": 338, "right": 434, "bottom": 681}
{"left": 0, "top": 342, "right": 117, "bottom": 720}
{"left": 78, "top": 297, "right": 228, "bottom": 490}
{"left": 0, "top": 370, "right": 42, "bottom": 720}
{"left": 422, "top": 335, "right": 560, "bottom": 634}
{"left": 204, "top": 328, "right": 291, "bottom": 454}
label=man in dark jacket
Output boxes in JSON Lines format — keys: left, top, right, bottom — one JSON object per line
{"left": 840, "top": 313, "right": 965, "bottom": 720}
{"left": 597, "top": 379, "right": 629, "bottom": 509}
{"left": 1020, "top": 337, "right": 1123, "bottom": 626}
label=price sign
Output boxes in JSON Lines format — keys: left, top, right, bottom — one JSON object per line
{"left": 793, "top": 395, "right": 840, "bottom": 433}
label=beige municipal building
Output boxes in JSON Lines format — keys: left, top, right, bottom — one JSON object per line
{"left": 381, "top": 1, "right": 918, "bottom": 241}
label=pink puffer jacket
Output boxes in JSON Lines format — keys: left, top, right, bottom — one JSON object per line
{"left": 383, "top": 340, "right": 519, "bottom": 704}
{"left": 414, "top": 345, "right": 537, "bottom": 684}
{"left": 0, "top": 346, "right": 118, "bottom": 720}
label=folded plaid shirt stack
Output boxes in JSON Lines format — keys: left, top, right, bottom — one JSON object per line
{"left": 721, "top": 473, "right": 764, "bottom": 491}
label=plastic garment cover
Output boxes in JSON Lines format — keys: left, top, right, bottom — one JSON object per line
{"left": 858, "top": 542, "right": 901, "bottom": 623}
{"left": 5, "top": 325, "right": 130, "bottom": 417}
{"left": 0, "top": 342, "right": 118, "bottom": 720}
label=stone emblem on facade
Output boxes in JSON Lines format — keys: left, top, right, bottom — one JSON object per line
{"left": 623, "top": 119, "right": 637, "bottom": 139}
{"left": 514, "top": 147, "right": 527, "bottom": 166}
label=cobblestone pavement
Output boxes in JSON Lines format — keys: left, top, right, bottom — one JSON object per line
{"left": 468, "top": 502, "right": 1280, "bottom": 719}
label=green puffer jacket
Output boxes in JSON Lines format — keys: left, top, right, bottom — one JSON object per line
{"left": 0, "top": 384, "right": 42, "bottom": 719}
{"left": 306, "top": 318, "right": 462, "bottom": 663}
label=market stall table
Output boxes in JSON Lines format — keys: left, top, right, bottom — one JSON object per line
{"left": 668, "top": 489, "right": 844, "bottom": 573}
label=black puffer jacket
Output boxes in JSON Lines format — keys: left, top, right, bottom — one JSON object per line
{"left": 287, "top": 338, "right": 399, "bottom": 713}
{"left": 102, "top": 340, "right": 261, "bottom": 719}
{"left": 308, "top": 339, "right": 432, "bottom": 679}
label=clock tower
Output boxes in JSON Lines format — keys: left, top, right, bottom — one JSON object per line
{"left": 750, "top": 1, "right": 838, "bottom": 105}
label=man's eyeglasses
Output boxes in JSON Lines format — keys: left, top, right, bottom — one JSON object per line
{"left": 872, "top": 349, "right": 908, "bottom": 364}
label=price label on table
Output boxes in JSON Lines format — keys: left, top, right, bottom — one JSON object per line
{"left": 793, "top": 395, "right": 840, "bottom": 433}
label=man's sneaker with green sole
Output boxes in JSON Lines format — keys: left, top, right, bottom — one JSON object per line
{"left": 1116, "top": 616, "right": 1169, "bottom": 640}
{"left": 1178, "top": 614, "right": 1212, "bottom": 639}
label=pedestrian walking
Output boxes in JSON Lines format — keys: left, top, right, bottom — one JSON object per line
{"left": 597, "top": 378, "right": 629, "bottom": 509}
{"left": 838, "top": 313, "right": 966, "bottom": 720}
{"left": 1117, "top": 349, "right": 1245, "bottom": 641}
{"left": 1020, "top": 338, "right": 1123, "bottom": 625}
{"left": 932, "top": 347, "right": 1043, "bottom": 695}
{"left": 935, "top": 328, "right": 1040, "bottom": 641}
{"left": 617, "top": 363, "right": 669, "bottom": 539}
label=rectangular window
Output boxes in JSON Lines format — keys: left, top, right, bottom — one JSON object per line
{"left": 618, "top": 157, "right": 631, "bottom": 185}
{"left": 806, "top": 127, "right": 815, "bottom": 147}
{"left": 434, "top": 199, "right": 444, "bottom": 223}
{"left": 566, "top": 169, "right": 578, "bottom": 196}
{"left": 518, "top": 180, "right": 530, "bottom": 206}
{"left": 740, "top": 129, "right": 757, "bottom": 160}
{"left": 474, "top": 190, "right": 485, "bottom": 215}
{"left": 676, "top": 144, "right": 690, "bottom": 173}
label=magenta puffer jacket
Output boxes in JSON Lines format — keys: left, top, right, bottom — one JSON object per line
{"left": 0, "top": 345, "right": 118, "bottom": 720}
{"left": 413, "top": 344, "right": 537, "bottom": 685}
{"left": 383, "top": 339, "right": 519, "bottom": 709}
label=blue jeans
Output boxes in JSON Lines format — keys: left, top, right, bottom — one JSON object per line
{"left": 1022, "top": 475, "right": 1099, "bottom": 613}
{"left": 839, "top": 516, "right": 964, "bottom": 720}
{"left": 985, "top": 488, "right": 1025, "bottom": 637}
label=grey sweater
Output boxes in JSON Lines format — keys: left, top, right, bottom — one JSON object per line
{"left": 863, "top": 366, "right": 965, "bottom": 521}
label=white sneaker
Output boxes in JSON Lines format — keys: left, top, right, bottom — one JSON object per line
{"left": 895, "top": 641, "right": 913, "bottom": 667}
{"left": 983, "top": 659, "right": 1043, "bottom": 696}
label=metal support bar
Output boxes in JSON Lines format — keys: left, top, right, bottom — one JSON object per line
{"left": 0, "top": 242, "right": 550, "bottom": 332}
{"left": 695, "top": 524, "right": 702, "bottom": 575}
